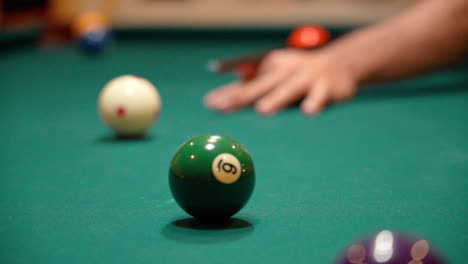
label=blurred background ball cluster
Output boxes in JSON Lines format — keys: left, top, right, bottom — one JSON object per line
{"left": 71, "top": 11, "right": 112, "bottom": 53}
{"left": 336, "top": 230, "right": 445, "bottom": 264}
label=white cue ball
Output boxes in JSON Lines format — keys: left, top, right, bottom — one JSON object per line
{"left": 98, "top": 75, "right": 162, "bottom": 137}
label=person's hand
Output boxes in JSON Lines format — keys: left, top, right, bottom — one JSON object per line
{"left": 204, "top": 49, "right": 360, "bottom": 116}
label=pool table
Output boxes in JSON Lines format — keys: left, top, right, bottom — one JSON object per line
{"left": 0, "top": 28, "right": 467, "bottom": 264}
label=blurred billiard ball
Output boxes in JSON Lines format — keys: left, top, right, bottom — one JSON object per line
{"left": 287, "top": 24, "right": 330, "bottom": 49}
{"left": 169, "top": 134, "right": 255, "bottom": 222}
{"left": 336, "top": 230, "right": 445, "bottom": 264}
{"left": 98, "top": 75, "right": 162, "bottom": 137}
{"left": 79, "top": 27, "right": 112, "bottom": 53}
{"left": 71, "top": 12, "right": 112, "bottom": 53}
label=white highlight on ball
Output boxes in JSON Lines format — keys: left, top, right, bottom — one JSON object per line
{"left": 373, "top": 230, "right": 394, "bottom": 263}
{"left": 205, "top": 143, "right": 215, "bottom": 150}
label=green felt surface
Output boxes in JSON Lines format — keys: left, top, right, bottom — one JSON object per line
{"left": 0, "top": 31, "right": 467, "bottom": 264}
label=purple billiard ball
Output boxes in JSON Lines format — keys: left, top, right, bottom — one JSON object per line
{"left": 336, "top": 230, "right": 445, "bottom": 264}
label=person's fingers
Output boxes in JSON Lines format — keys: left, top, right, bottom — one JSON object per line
{"left": 206, "top": 67, "right": 293, "bottom": 113}
{"left": 329, "top": 80, "right": 356, "bottom": 103}
{"left": 258, "top": 50, "right": 287, "bottom": 73}
{"left": 300, "top": 79, "right": 329, "bottom": 115}
{"left": 255, "top": 72, "right": 310, "bottom": 116}
{"left": 204, "top": 81, "right": 243, "bottom": 109}
{"left": 258, "top": 49, "right": 303, "bottom": 74}
{"left": 222, "top": 68, "right": 297, "bottom": 112}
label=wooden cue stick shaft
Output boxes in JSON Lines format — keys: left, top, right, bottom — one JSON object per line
{"left": 208, "top": 47, "right": 282, "bottom": 73}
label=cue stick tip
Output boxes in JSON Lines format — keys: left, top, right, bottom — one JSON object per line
{"left": 206, "top": 60, "right": 221, "bottom": 73}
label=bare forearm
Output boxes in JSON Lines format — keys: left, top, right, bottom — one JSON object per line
{"left": 325, "top": 0, "right": 468, "bottom": 83}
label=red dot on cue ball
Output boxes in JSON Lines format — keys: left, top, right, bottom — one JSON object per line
{"left": 116, "top": 107, "right": 126, "bottom": 117}
{"left": 287, "top": 25, "right": 330, "bottom": 49}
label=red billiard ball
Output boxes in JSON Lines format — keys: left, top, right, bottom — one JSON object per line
{"left": 287, "top": 25, "right": 330, "bottom": 49}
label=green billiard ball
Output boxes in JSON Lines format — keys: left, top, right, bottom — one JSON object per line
{"left": 169, "top": 134, "right": 255, "bottom": 221}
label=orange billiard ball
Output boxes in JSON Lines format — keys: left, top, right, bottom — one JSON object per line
{"left": 71, "top": 11, "right": 110, "bottom": 38}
